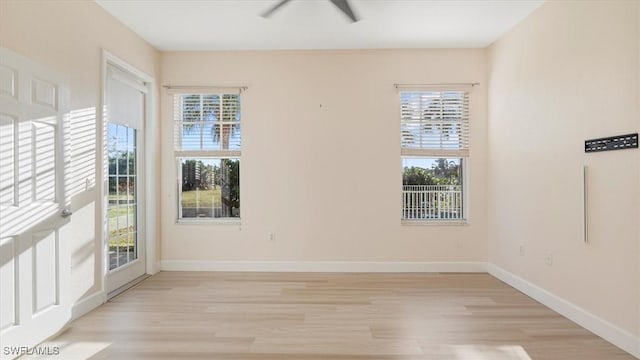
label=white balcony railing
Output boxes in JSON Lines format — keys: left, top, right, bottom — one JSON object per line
{"left": 402, "top": 185, "right": 463, "bottom": 220}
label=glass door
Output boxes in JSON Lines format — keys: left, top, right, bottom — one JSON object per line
{"left": 104, "top": 63, "right": 146, "bottom": 295}
{"left": 107, "top": 124, "right": 138, "bottom": 270}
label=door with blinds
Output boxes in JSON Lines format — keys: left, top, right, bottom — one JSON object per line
{"left": 0, "top": 47, "right": 72, "bottom": 358}
{"left": 105, "top": 64, "right": 147, "bottom": 295}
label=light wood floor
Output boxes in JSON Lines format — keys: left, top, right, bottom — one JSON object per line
{"left": 29, "top": 272, "right": 634, "bottom": 360}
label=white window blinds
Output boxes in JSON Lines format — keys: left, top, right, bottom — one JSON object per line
{"left": 106, "top": 65, "right": 146, "bottom": 130}
{"left": 173, "top": 94, "right": 241, "bottom": 154}
{"left": 400, "top": 91, "right": 469, "bottom": 156}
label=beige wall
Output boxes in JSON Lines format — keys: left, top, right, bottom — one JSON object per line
{"left": 161, "top": 50, "right": 488, "bottom": 263}
{"left": 1, "top": 0, "right": 638, "bottom": 353}
{"left": 0, "top": 0, "right": 160, "bottom": 306}
{"left": 2, "top": 0, "right": 638, "bottom": 353}
{"left": 488, "top": 0, "right": 639, "bottom": 336}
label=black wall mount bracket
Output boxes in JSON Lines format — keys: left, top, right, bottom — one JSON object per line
{"left": 585, "top": 133, "right": 638, "bottom": 153}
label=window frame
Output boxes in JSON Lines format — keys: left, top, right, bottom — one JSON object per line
{"left": 172, "top": 91, "right": 242, "bottom": 223}
{"left": 400, "top": 156, "right": 469, "bottom": 226}
{"left": 399, "top": 89, "right": 471, "bottom": 225}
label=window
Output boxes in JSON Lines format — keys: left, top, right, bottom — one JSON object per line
{"left": 173, "top": 93, "right": 241, "bottom": 220}
{"left": 400, "top": 90, "right": 469, "bottom": 221}
{"left": 107, "top": 123, "right": 138, "bottom": 269}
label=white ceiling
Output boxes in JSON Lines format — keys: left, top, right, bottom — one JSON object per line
{"left": 95, "top": 0, "right": 544, "bottom": 51}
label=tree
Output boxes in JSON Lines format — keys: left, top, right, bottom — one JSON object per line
{"left": 431, "top": 158, "right": 460, "bottom": 185}
{"left": 403, "top": 166, "right": 436, "bottom": 185}
{"left": 181, "top": 159, "right": 200, "bottom": 191}
{"left": 181, "top": 94, "right": 241, "bottom": 149}
{"left": 221, "top": 159, "right": 240, "bottom": 215}
{"left": 180, "top": 94, "right": 241, "bottom": 217}
{"left": 218, "top": 95, "right": 240, "bottom": 217}
{"left": 108, "top": 150, "right": 135, "bottom": 194}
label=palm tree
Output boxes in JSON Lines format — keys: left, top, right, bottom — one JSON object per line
{"left": 199, "top": 163, "right": 214, "bottom": 190}
{"left": 431, "top": 158, "right": 460, "bottom": 185}
{"left": 181, "top": 94, "right": 241, "bottom": 217}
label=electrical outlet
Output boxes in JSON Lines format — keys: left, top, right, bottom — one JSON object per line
{"left": 519, "top": 244, "right": 525, "bottom": 256}
{"left": 269, "top": 233, "right": 275, "bottom": 242}
{"left": 545, "top": 253, "right": 553, "bottom": 266}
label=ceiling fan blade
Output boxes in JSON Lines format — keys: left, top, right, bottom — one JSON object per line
{"left": 329, "top": 0, "right": 359, "bottom": 22}
{"left": 261, "top": 0, "right": 293, "bottom": 18}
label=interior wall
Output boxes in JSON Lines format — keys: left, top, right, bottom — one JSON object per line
{"left": 2, "top": 0, "right": 637, "bottom": 351}
{"left": 488, "top": 0, "right": 639, "bottom": 336}
{"left": 160, "top": 49, "right": 488, "bottom": 264}
{"left": 0, "top": 0, "right": 160, "bottom": 306}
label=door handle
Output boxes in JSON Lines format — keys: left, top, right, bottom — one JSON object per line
{"left": 61, "top": 208, "right": 73, "bottom": 218}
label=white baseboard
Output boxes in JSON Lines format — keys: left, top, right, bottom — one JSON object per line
{"left": 71, "top": 290, "right": 105, "bottom": 320}
{"left": 146, "top": 260, "right": 161, "bottom": 275}
{"left": 160, "top": 260, "right": 487, "bottom": 273}
{"left": 487, "top": 263, "right": 640, "bottom": 359}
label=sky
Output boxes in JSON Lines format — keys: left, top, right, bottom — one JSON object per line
{"left": 403, "top": 157, "right": 460, "bottom": 169}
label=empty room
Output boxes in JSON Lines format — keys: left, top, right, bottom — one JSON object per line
{"left": 0, "top": 0, "right": 638, "bottom": 359}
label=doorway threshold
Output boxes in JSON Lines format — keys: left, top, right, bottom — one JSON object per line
{"left": 107, "top": 274, "right": 151, "bottom": 300}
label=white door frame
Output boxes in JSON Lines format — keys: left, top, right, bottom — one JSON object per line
{"left": 100, "top": 50, "right": 157, "bottom": 298}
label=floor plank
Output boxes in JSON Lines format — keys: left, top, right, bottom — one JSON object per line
{"left": 25, "top": 272, "right": 635, "bottom": 360}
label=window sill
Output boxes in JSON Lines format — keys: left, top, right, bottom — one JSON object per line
{"left": 401, "top": 219, "right": 468, "bottom": 226}
{"left": 177, "top": 218, "right": 241, "bottom": 225}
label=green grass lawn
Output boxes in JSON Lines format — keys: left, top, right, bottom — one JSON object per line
{"left": 108, "top": 226, "right": 135, "bottom": 248}
{"left": 107, "top": 189, "right": 221, "bottom": 247}
{"left": 107, "top": 206, "right": 135, "bottom": 247}
{"left": 107, "top": 205, "right": 134, "bottom": 218}
{"left": 181, "top": 188, "right": 222, "bottom": 208}
{"left": 108, "top": 194, "right": 134, "bottom": 201}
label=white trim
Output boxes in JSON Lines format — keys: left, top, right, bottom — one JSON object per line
{"left": 100, "top": 50, "right": 159, "bottom": 292}
{"left": 160, "top": 260, "right": 487, "bottom": 273}
{"left": 103, "top": 52, "right": 154, "bottom": 84}
{"left": 394, "top": 83, "right": 478, "bottom": 92}
{"left": 401, "top": 148, "right": 469, "bottom": 157}
{"left": 175, "top": 150, "right": 242, "bottom": 158}
{"left": 487, "top": 263, "right": 640, "bottom": 359}
{"left": 143, "top": 69, "right": 158, "bottom": 276}
{"left": 176, "top": 219, "right": 242, "bottom": 225}
{"left": 463, "top": 155, "right": 470, "bottom": 224}
{"left": 164, "top": 85, "right": 246, "bottom": 95}
{"left": 400, "top": 156, "right": 469, "bottom": 223}
{"left": 107, "top": 66, "right": 148, "bottom": 94}
{"left": 401, "top": 220, "right": 468, "bottom": 226}
{"left": 70, "top": 291, "right": 105, "bottom": 321}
